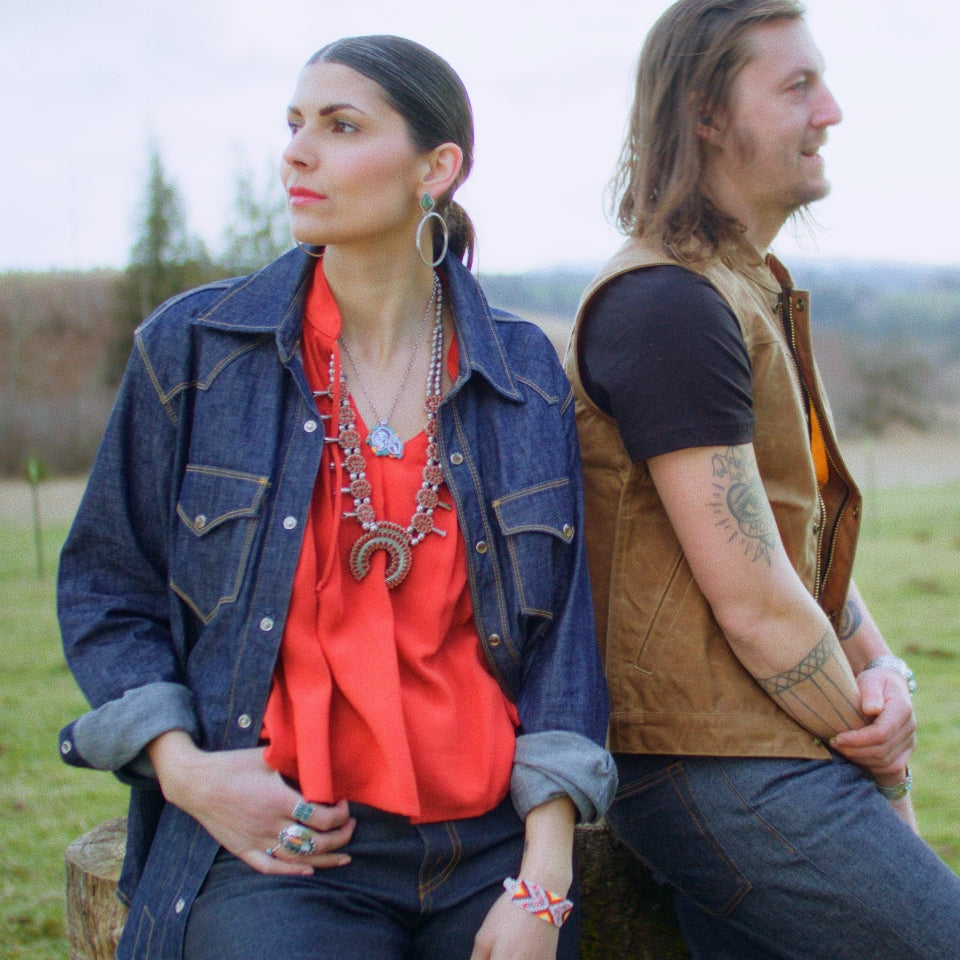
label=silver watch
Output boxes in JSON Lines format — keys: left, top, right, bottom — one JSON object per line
{"left": 876, "top": 768, "right": 913, "bottom": 801}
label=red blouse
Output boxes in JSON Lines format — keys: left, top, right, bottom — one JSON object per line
{"left": 262, "top": 262, "right": 519, "bottom": 823}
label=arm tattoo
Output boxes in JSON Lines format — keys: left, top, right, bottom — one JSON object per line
{"left": 838, "top": 599, "right": 862, "bottom": 642}
{"left": 757, "top": 632, "right": 863, "bottom": 730}
{"left": 709, "top": 447, "right": 777, "bottom": 565}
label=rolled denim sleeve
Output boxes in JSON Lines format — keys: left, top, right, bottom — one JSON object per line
{"left": 58, "top": 317, "right": 196, "bottom": 780}
{"left": 510, "top": 730, "right": 617, "bottom": 823}
{"left": 59, "top": 682, "right": 199, "bottom": 782}
{"left": 509, "top": 374, "right": 616, "bottom": 817}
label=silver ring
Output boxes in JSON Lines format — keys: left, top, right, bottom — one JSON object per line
{"left": 278, "top": 823, "right": 317, "bottom": 856}
{"left": 292, "top": 800, "right": 316, "bottom": 824}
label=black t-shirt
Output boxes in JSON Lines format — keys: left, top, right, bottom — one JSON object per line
{"left": 579, "top": 265, "right": 754, "bottom": 462}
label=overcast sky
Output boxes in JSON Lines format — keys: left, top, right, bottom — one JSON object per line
{"left": 2, "top": 0, "right": 956, "bottom": 275}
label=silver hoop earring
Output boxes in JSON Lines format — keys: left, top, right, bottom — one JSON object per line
{"left": 416, "top": 194, "right": 449, "bottom": 268}
{"left": 295, "top": 239, "right": 323, "bottom": 259}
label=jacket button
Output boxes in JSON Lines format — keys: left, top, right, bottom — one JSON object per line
{"left": 259, "top": 617, "right": 274, "bottom": 632}
{"left": 450, "top": 452, "right": 464, "bottom": 465}
{"left": 853, "top": 505, "right": 861, "bottom": 518}
{"left": 237, "top": 714, "right": 252, "bottom": 729}
{"left": 795, "top": 297, "right": 805, "bottom": 311}
{"left": 175, "top": 898, "right": 186, "bottom": 914}
{"left": 475, "top": 541, "right": 488, "bottom": 555}
{"left": 304, "top": 420, "right": 318, "bottom": 433}
{"left": 488, "top": 634, "right": 502, "bottom": 647}
{"left": 283, "top": 516, "right": 297, "bottom": 530}
{"left": 562, "top": 524, "right": 574, "bottom": 539}
{"left": 61, "top": 740, "right": 72, "bottom": 755}
{"left": 194, "top": 514, "right": 207, "bottom": 530}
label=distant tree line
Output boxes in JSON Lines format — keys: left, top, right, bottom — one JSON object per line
{"left": 1, "top": 148, "right": 959, "bottom": 476}
{"left": 1, "top": 145, "right": 290, "bottom": 476}
{"left": 482, "top": 261, "right": 960, "bottom": 440}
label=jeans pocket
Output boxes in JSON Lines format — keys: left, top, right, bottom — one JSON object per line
{"left": 609, "top": 760, "right": 751, "bottom": 918}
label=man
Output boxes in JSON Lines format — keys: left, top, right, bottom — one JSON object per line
{"left": 565, "top": 1, "right": 960, "bottom": 957}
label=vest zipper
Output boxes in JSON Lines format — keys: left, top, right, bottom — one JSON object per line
{"left": 780, "top": 290, "right": 827, "bottom": 604}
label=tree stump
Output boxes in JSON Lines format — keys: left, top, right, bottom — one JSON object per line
{"left": 64, "top": 818, "right": 689, "bottom": 959}
{"left": 576, "top": 820, "right": 689, "bottom": 960}
{"left": 65, "top": 817, "right": 128, "bottom": 960}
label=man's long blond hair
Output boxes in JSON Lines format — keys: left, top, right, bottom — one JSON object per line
{"left": 611, "top": 0, "right": 804, "bottom": 261}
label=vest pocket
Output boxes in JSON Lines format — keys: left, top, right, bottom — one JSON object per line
{"left": 170, "top": 465, "right": 269, "bottom": 623}
{"left": 493, "top": 478, "right": 576, "bottom": 618}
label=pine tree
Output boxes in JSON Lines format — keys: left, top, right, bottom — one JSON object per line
{"left": 221, "top": 164, "right": 290, "bottom": 274}
{"left": 107, "top": 145, "right": 212, "bottom": 384}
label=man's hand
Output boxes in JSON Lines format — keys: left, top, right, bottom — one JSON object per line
{"left": 831, "top": 668, "right": 919, "bottom": 833}
{"left": 830, "top": 666, "right": 916, "bottom": 778}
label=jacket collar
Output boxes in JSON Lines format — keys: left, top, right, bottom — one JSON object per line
{"left": 192, "top": 247, "right": 522, "bottom": 402}
{"left": 443, "top": 253, "right": 522, "bottom": 403}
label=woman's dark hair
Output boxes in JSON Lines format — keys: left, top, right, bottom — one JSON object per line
{"left": 309, "top": 35, "right": 476, "bottom": 266}
{"left": 611, "top": 0, "right": 804, "bottom": 262}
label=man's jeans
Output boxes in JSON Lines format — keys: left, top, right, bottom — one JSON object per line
{"left": 184, "top": 797, "right": 578, "bottom": 960}
{"left": 609, "top": 753, "right": 960, "bottom": 960}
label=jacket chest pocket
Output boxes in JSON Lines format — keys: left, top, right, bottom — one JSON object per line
{"left": 170, "top": 465, "right": 270, "bottom": 623}
{"left": 492, "top": 478, "right": 577, "bottom": 619}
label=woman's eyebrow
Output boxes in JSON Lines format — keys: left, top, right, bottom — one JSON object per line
{"left": 286, "top": 102, "right": 367, "bottom": 119}
{"left": 318, "top": 102, "right": 366, "bottom": 116}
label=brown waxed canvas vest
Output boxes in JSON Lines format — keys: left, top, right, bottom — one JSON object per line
{"left": 564, "top": 238, "right": 862, "bottom": 758}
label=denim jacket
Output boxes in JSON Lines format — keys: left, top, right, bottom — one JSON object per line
{"left": 58, "top": 248, "right": 615, "bottom": 960}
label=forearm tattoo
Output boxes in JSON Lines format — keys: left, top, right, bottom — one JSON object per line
{"left": 757, "top": 631, "right": 863, "bottom": 730}
{"left": 838, "top": 598, "right": 862, "bottom": 641}
{"left": 709, "top": 447, "right": 777, "bottom": 565}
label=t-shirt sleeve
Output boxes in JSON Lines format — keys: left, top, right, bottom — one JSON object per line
{"left": 578, "top": 265, "right": 754, "bottom": 462}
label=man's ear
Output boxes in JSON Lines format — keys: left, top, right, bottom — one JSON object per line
{"left": 419, "top": 143, "right": 463, "bottom": 199}
{"left": 696, "top": 101, "right": 728, "bottom": 145}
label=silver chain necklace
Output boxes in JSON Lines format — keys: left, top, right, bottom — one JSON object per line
{"left": 323, "top": 274, "right": 448, "bottom": 589}
{"left": 337, "top": 275, "right": 439, "bottom": 460}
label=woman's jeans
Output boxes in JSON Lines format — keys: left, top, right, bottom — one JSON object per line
{"left": 184, "top": 797, "right": 578, "bottom": 960}
{"left": 609, "top": 753, "right": 960, "bottom": 960}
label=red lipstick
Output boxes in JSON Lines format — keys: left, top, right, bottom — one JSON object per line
{"left": 288, "top": 186, "right": 325, "bottom": 204}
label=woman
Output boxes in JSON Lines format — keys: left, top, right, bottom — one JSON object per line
{"left": 58, "top": 35, "right": 615, "bottom": 960}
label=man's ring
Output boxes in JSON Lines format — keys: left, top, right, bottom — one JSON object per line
{"left": 277, "top": 823, "right": 317, "bottom": 856}
{"left": 292, "top": 800, "right": 316, "bottom": 824}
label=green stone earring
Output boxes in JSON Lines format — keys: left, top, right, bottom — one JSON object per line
{"left": 416, "top": 193, "right": 449, "bottom": 268}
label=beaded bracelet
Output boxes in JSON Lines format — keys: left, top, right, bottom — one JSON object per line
{"left": 502, "top": 877, "right": 573, "bottom": 927}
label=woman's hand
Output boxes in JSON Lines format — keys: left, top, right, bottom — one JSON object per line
{"left": 147, "top": 731, "right": 355, "bottom": 875}
{"left": 469, "top": 797, "right": 576, "bottom": 960}
{"left": 470, "top": 891, "right": 560, "bottom": 960}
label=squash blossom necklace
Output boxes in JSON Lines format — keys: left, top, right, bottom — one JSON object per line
{"left": 327, "top": 273, "right": 449, "bottom": 589}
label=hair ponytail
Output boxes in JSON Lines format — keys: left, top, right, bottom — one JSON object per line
{"left": 440, "top": 200, "right": 476, "bottom": 268}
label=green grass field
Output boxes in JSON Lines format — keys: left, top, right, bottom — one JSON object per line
{"left": 1, "top": 484, "right": 958, "bottom": 958}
